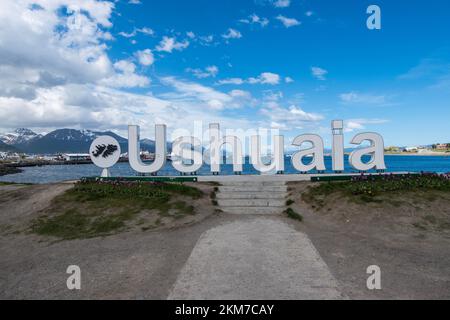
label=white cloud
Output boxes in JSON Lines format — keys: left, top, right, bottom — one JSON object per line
{"left": 0, "top": 1, "right": 274, "bottom": 137}
{"left": 135, "top": 49, "right": 154, "bottom": 66}
{"left": 311, "top": 67, "right": 328, "bottom": 80}
{"left": 239, "top": 14, "right": 269, "bottom": 27}
{"left": 186, "top": 32, "right": 215, "bottom": 46}
{"left": 160, "top": 77, "right": 254, "bottom": 111}
{"left": 263, "top": 90, "right": 283, "bottom": 101}
{"left": 217, "top": 72, "right": 281, "bottom": 85}
{"left": 137, "top": 27, "right": 154, "bottom": 36}
{"left": 100, "top": 60, "right": 150, "bottom": 88}
{"left": 156, "top": 36, "right": 190, "bottom": 53}
{"left": 276, "top": 15, "right": 301, "bottom": 28}
{"left": 186, "top": 66, "right": 219, "bottom": 79}
{"left": 128, "top": 0, "right": 141, "bottom": 4}
{"left": 305, "top": 11, "right": 314, "bottom": 17}
{"left": 260, "top": 104, "right": 323, "bottom": 130}
{"left": 0, "top": 0, "right": 152, "bottom": 93}
{"left": 118, "top": 30, "right": 136, "bottom": 38}
{"left": 249, "top": 72, "right": 281, "bottom": 85}
{"left": 199, "top": 35, "right": 214, "bottom": 45}
{"left": 216, "top": 78, "right": 245, "bottom": 85}
{"left": 118, "top": 27, "right": 154, "bottom": 39}
{"left": 284, "top": 76, "right": 294, "bottom": 83}
{"left": 0, "top": 0, "right": 115, "bottom": 84}
{"left": 113, "top": 60, "right": 136, "bottom": 74}
{"left": 339, "top": 92, "right": 387, "bottom": 105}
{"left": 222, "top": 28, "right": 242, "bottom": 39}
{"left": 273, "top": 0, "right": 291, "bottom": 8}
{"left": 344, "top": 119, "right": 389, "bottom": 132}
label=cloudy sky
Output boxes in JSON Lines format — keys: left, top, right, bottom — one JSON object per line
{"left": 0, "top": 0, "right": 449, "bottom": 147}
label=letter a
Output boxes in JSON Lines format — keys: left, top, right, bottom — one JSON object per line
{"left": 367, "top": 5, "right": 381, "bottom": 30}
{"left": 66, "top": 265, "right": 81, "bottom": 290}
{"left": 366, "top": 265, "right": 381, "bottom": 290}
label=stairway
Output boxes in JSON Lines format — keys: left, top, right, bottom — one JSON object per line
{"left": 216, "top": 181, "right": 288, "bottom": 214}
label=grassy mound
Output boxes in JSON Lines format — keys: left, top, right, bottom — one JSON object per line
{"left": 31, "top": 180, "right": 204, "bottom": 240}
{"left": 303, "top": 173, "right": 450, "bottom": 208}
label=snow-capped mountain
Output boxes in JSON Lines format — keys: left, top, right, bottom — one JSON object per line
{"left": 23, "top": 129, "right": 129, "bottom": 154}
{"left": 0, "top": 140, "right": 19, "bottom": 152}
{"left": 0, "top": 128, "right": 172, "bottom": 154}
{"left": 0, "top": 128, "right": 41, "bottom": 145}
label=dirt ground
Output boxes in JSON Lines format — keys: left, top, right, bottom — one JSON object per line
{"left": 1, "top": 181, "right": 449, "bottom": 299}
{"left": 287, "top": 181, "right": 450, "bottom": 299}
{"left": 0, "top": 182, "right": 221, "bottom": 299}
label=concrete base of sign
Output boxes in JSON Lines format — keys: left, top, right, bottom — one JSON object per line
{"left": 101, "top": 168, "right": 110, "bottom": 178}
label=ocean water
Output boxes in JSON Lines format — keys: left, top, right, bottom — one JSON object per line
{"left": 1, "top": 155, "right": 449, "bottom": 184}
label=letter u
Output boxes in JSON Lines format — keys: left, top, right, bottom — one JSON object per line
{"left": 128, "top": 124, "right": 167, "bottom": 173}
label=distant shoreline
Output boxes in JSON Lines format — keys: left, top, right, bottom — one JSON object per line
{"left": 0, "top": 165, "right": 23, "bottom": 176}
{"left": 383, "top": 152, "right": 450, "bottom": 157}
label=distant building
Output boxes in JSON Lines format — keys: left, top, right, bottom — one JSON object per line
{"left": 385, "top": 146, "right": 400, "bottom": 152}
{"left": 436, "top": 143, "right": 449, "bottom": 150}
{"left": 403, "top": 146, "right": 418, "bottom": 152}
{"left": 63, "top": 153, "right": 90, "bottom": 161}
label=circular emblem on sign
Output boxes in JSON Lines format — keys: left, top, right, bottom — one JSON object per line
{"left": 89, "top": 136, "right": 121, "bottom": 168}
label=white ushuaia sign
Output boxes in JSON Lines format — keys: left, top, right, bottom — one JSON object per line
{"left": 89, "top": 120, "right": 386, "bottom": 177}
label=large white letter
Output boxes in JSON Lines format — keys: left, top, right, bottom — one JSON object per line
{"left": 250, "top": 135, "right": 284, "bottom": 174}
{"left": 128, "top": 124, "right": 167, "bottom": 174}
{"left": 209, "top": 123, "right": 243, "bottom": 174}
{"left": 331, "top": 120, "right": 345, "bottom": 172}
{"left": 349, "top": 132, "right": 386, "bottom": 171}
{"left": 171, "top": 136, "right": 203, "bottom": 173}
{"left": 291, "top": 134, "right": 326, "bottom": 172}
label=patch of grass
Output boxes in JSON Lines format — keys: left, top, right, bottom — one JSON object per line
{"left": 419, "top": 215, "right": 450, "bottom": 232}
{"left": 439, "top": 222, "right": 450, "bottom": 231}
{"left": 173, "top": 200, "right": 195, "bottom": 215}
{"left": 286, "top": 199, "right": 295, "bottom": 206}
{"left": 413, "top": 222, "right": 427, "bottom": 231}
{"left": 284, "top": 208, "right": 303, "bottom": 222}
{"left": 423, "top": 214, "right": 437, "bottom": 224}
{"left": 302, "top": 173, "right": 450, "bottom": 209}
{"left": 30, "top": 181, "right": 203, "bottom": 240}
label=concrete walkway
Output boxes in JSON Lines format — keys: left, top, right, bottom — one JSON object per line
{"left": 168, "top": 217, "right": 345, "bottom": 300}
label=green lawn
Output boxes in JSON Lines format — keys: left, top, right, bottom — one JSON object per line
{"left": 302, "top": 173, "right": 450, "bottom": 208}
{"left": 31, "top": 181, "right": 203, "bottom": 240}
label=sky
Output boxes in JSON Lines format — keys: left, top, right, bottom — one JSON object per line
{"left": 0, "top": 0, "right": 449, "bottom": 148}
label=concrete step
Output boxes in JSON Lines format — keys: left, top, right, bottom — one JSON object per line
{"left": 217, "top": 199, "right": 286, "bottom": 207}
{"left": 216, "top": 191, "right": 286, "bottom": 200}
{"left": 219, "top": 181, "right": 286, "bottom": 187}
{"left": 218, "top": 185, "right": 287, "bottom": 192}
{"left": 220, "top": 207, "right": 285, "bottom": 215}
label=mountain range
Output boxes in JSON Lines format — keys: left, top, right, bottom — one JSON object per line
{"left": 0, "top": 128, "right": 168, "bottom": 154}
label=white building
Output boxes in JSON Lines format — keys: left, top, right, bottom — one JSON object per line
{"left": 63, "top": 153, "right": 90, "bottom": 161}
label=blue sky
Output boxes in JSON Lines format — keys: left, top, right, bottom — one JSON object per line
{"left": 0, "top": 0, "right": 449, "bottom": 148}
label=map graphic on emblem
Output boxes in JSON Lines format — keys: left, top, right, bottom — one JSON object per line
{"left": 89, "top": 136, "right": 121, "bottom": 169}
{"left": 92, "top": 144, "right": 118, "bottom": 158}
